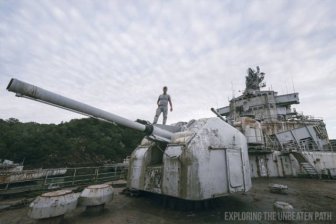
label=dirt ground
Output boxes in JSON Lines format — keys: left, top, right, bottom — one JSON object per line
{"left": 0, "top": 178, "right": 335, "bottom": 224}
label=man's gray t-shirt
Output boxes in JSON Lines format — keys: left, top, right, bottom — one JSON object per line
{"left": 158, "top": 94, "right": 171, "bottom": 107}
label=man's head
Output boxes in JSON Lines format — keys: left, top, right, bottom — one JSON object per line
{"left": 163, "top": 86, "right": 168, "bottom": 94}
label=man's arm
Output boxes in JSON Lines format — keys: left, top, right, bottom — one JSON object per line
{"left": 168, "top": 96, "right": 173, "bottom": 111}
{"left": 157, "top": 97, "right": 160, "bottom": 106}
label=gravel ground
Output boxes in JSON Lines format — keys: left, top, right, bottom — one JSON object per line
{"left": 0, "top": 178, "right": 335, "bottom": 224}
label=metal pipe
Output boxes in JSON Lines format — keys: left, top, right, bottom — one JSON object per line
{"left": 211, "top": 107, "right": 227, "bottom": 122}
{"left": 7, "top": 78, "right": 173, "bottom": 142}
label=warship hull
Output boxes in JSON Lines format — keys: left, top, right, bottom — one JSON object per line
{"left": 249, "top": 151, "right": 336, "bottom": 178}
{"left": 0, "top": 168, "right": 67, "bottom": 184}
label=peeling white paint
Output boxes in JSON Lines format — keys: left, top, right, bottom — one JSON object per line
{"left": 79, "top": 184, "right": 113, "bottom": 206}
{"left": 28, "top": 190, "right": 79, "bottom": 219}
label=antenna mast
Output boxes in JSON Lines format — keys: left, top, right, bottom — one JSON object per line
{"left": 231, "top": 81, "right": 236, "bottom": 121}
{"left": 291, "top": 75, "right": 296, "bottom": 93}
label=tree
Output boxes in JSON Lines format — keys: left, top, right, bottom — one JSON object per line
{"left": 0, "top": 118, "right": 144, "bottom": 168}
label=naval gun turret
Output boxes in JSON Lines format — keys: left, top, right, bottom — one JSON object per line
{"left": 7, "top": 78, "right": 252, "bottom": 201}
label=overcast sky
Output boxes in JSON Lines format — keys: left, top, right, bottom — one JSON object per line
{"left": 1, "top": 0, "right": 335, "bottom": 138}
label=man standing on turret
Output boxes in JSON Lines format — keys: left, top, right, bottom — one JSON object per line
{"left": 153, "top": 86, "right": 173, "bottom": 125}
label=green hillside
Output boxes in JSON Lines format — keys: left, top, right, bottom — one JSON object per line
{"left": 0, "top": 118, "right": 144, "bottom": 168}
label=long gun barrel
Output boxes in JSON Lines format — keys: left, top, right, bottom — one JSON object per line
{"left": 6, "top": 78, "right": 173, "bottom": 142}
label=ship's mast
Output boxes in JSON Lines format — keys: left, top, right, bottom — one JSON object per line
{"left": 231, "top": 81, "right": 236, "bottom": 122}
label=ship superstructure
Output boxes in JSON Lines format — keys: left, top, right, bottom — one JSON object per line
{"left": 217, "top": 67, "right": 336, "bottom": 178}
